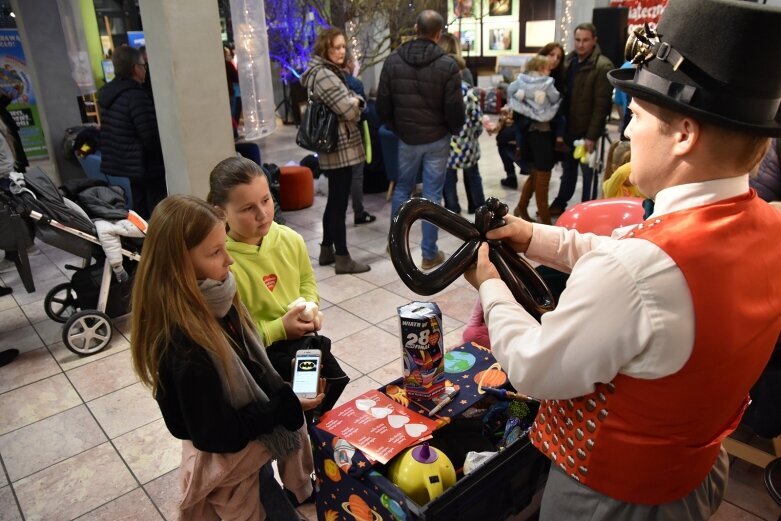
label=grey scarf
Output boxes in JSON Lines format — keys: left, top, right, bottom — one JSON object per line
{"left": 198, "top": 274, "right": 302, "bottom": 459}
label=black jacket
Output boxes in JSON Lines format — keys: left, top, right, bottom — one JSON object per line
{"left": 376, "top": 39, "right": 465, "bottom": 145}
{"left": 156, "top": 309, "right": 304, "bottom": 453}
{"left": 97, "top": 77, "right": 164, "bottom": 180}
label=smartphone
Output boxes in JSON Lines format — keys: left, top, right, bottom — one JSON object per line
{"left": 292, "top": 349, "right": 322, "bottom": 399}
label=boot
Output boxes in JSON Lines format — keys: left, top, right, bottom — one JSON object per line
{"left": 335, "top": 254, "right": 370, "bottom": 274}
{"left": 318, "top": 245, "right": 335, "bottom": 266}
{"left": 513, "top": 173, "right": 536, "bottom": 222}
{"left": 534, "top": 170, "right": 553, "bottom": 225}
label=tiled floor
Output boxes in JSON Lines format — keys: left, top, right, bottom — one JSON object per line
{"left": 1, "top": 122, "right": 779, "bottom": 520}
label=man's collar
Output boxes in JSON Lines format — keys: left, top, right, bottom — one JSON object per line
{"left": 650, "top": 175, "right": 750, "bottom": 218}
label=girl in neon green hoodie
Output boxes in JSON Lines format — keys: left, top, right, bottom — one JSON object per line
{"left": 208, "top": 157, "right": 349, "bottom": 416}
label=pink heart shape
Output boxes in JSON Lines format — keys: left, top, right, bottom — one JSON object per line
{"left": 387, "top": 414, "right": 410, "bottom": 428}
{"left": 370, "top": 406, "right": 392, "bottom": 419}
{"left": 404, "top": 423, "right": 428, "bottom": 437}
{"left": 355, "top": 398, "right": 375, "bottom": 411}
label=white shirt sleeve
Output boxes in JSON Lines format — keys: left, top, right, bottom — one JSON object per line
{"left": 480, "top": 236, "right": 695, "bottom": 400}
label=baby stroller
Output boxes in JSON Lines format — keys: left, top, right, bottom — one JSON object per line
{"left": 0, "top": 167, "right": 143, "bottom": 356}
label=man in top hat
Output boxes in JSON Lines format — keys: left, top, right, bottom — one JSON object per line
{"left": 465, "top": 0, "right": 781, "bottom": 518}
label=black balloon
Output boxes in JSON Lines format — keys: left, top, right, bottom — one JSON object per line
{"left": 388, "top": 197, "right": 556, "bottom": 321}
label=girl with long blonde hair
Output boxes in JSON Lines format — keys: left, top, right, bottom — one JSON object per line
{"left": 130, "top": 194, "right": 321, "bottom": 520}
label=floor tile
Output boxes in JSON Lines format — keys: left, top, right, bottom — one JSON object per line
{"left": 144, "top": 469, "right": 181, "bottom": 521}
{"left": 0, "top": 405, "right": 106, "bottom": 482}
{"left": 0, "top": 293, "right": 17, "bottom": 312}
{"left": 330, "top": 326, "right": 400, "bottom": 374}
{"left": 20, "top": 299, "right": 50, "bottom": 324}
{"left": 67, "top": 349, "right": 138, "bottom": 402}
{"left": 8, "top": 273, "right": 69, "bottom": 307}
{"left": 114, "top": 419, "right": 180, "bottom": 484}
{"left": 87, "top": 382, "right": 161, "bottom": 439}
{"left": 443, "top": 325, "right": 468, "bottom": 351}
{"left": 317, "top": 274, "right": 377, "bottom": 304}
{"left": 0, "top": 485, "right": 22, "bottom": 521}
{"left": 0, "top": 308, "right": 29, "bottom": 334}
{"left": 334, "top": 375, "right": 382, "bottom": 409}
{"left": 32, "top": 318, "right": 65, "bottom": 346}
{"left": 338, "top": 287, "right": 410, "bottom": 324}
{"left": 711, "top": 501, "right": 765, "bottom": 520}
{"left": 333, "top": 359, "right": 362, "bottom": 382}
{"left": 367, "top": 358, "right": 403, "bottom": 386}
{"left": 0, "top": 465, "right": 6, "bottom": 487}
{"left": 0, "top": 347, "right": 61, "bottom": 395}
{"left": 723, "top": 459, "right": 781, "bottom": 520}
{"left": 430, "top": 285, "right": 481, "bottom": 325}
{"left": 352, "top": 257, "right": 409, "bottom": 288}
{"left": 0, "top": 324, "right": 44, "bottom": 354}
{"left": 14, "top": 442, "right": 136, "bottom": 521}
{"left": 0, "top": 374, "right": 82, "bottom": 436}
{"left": 73, "top": 488, "right": 163, "bottom": 521}
{"left": 48, "top": 333, "right": 130, "bottom": 371}
{"left": 319, "top": 306, "right": 372, "bottom": 343}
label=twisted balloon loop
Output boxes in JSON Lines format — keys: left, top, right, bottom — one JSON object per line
{"left": 388, "top": 197, "right": 556, "bottom": 321}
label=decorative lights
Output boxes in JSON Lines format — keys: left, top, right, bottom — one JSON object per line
{"left": 229, "top": 0, "right": 277, "bottom": 139}
{"left": 559, "top": 0, "right": 573, "bottom": 51}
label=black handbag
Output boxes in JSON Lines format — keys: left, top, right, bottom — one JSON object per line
{"left": 296, "top": 68, "right": 339, "bottom": 153}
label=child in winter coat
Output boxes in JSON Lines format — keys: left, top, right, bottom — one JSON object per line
{"left": 444, "top": 55, "right": 486, "bottom": 214}
{"left": 506, "top": 56, "right": 562, "bottom": 224}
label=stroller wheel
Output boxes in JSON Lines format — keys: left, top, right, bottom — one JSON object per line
{"left": 44, "top": 283, "right": 80, "bottom": 323}
{"left": 62, "top": 310, "right": 113, "bottom": 356}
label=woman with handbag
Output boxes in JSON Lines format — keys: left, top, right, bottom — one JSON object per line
{"left": 300, "top": 28, "right": 370, "bottom": 274}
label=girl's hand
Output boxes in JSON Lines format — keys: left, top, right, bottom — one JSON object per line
{"left": 282, "top": 304, "right": 315, "bottom": 339}
{"left": 298, "top": 378, "right": 326, "bottom": 411}
{"left": 312, "top": 310, "right": 324, "bottom": 332}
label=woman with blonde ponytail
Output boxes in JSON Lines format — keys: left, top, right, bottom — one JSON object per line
{"left": 130, "top": 195, "right": 321, "bottom": 520}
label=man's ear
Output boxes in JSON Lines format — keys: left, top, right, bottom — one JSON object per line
{"left": 672, "top": 116, "right": 700, "bottom": 157}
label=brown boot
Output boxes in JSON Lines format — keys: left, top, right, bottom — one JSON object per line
{"left": 335, "top": 254, "right": 370, "bottom": 274}
{"left": 534, "top": 170, "right": 552, "bottom": 225}
{"left": 514, "top": 173, "right": 536, "bottom": 222}
{"left": 318, "top": 245, "right": 335, "bottom": 266}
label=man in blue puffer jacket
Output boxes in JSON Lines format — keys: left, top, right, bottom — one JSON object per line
{"left": 98, "top": 45, "right": 167, "bottom": 218}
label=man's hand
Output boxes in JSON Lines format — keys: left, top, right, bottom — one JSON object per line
{"left": 464, "top": 243, "right": 501, "bottom": 290}
{"left": 485, "top": 214, "right": 534, "bottom": 253}
{"left": 585, "top": 138, "right": 596, "bottom": 153}
{"left": 282, "top": 304, "right": 315, "bottom": 339}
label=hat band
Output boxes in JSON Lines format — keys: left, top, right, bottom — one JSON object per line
{"left": 634, "top": 68, "right": 781, "bottom": 124}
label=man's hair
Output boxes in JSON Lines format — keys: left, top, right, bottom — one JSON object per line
{"left": 574, "top": 23, "right": 597, "bottom": 38}
{"left": 655, "top": 104, "right": 771, "bottom": 172}
{"left": 524, "top": 55, "right": 549, "bottom": 74}
{"left": 312, "top": 28, "right": 346, "bottom": 61}
{"left": 416, "top": 10, "right": 444, "bottom": 39}
{"left": 112, "top": 45, "right": 142, "bottom": 79}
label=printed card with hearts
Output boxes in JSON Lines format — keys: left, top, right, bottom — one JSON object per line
{"left": 318, "top": 390, "right": 439, "bottom": 464}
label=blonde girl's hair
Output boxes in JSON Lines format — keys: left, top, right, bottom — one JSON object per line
{"left": 130, "top": 195, "right": 253, "bottom": 394}
{"left": 524, "top": 55, "right": 550, "bottom": 74}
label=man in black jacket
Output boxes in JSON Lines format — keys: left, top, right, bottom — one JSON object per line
{"left": 377, "top": 10, "right": 465, "bottom": 269}
{"left": 98, "top": 45, "right": 166, "bottom": 218}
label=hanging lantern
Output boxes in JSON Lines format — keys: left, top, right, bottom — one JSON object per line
{"left": 56, "top": 0, "right": 96, "bottom": 95}
{"left": 229, "top": 0, "right": 277, "bottom": 139}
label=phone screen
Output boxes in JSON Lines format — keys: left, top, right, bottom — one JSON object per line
{"left": 293, "top": 355, "right": 320, "bottom": 396}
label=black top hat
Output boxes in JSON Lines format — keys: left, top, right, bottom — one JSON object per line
{"left": 608, "top": 0, "right": 781, "bottom": 136}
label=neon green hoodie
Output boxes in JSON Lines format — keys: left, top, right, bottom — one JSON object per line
{"left": 227, "top": 222, "right": 318, "bottom": 345}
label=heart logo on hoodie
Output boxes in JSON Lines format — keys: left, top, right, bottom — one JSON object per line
{"left": 263, "top": 274, "right": 277, "bottom": 291}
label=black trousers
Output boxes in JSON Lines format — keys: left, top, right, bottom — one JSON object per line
{"left": 321, "top": 166, "right": 353, "bottom": 255}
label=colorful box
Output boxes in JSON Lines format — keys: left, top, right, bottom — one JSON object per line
{"left": 398, "top": 302, "right": 446, "bottom": 400}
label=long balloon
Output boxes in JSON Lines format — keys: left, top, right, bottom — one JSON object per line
{"left": 388, "top": 197, "right": 556, "bottom": 321}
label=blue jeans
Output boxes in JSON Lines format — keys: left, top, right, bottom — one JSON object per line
{"left": 392, "top": 136, "right": 450, "bottom": 261}
{"left": 550, "top": 138, "right": 596, "bottom": 210}
{"left": 444, "top": 165, "right": 486, "bottom": 213}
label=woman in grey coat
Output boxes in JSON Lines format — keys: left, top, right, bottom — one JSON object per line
{"left": 301, "top": 28, "right": 370, "bottom": 274}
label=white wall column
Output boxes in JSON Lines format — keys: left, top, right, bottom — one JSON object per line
{"left": 139, "top": 0, "right": 235, "bottom": 198}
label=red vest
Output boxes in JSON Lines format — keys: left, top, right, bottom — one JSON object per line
{"left": 530, "top": 191, "right": 781, "bottom": 504}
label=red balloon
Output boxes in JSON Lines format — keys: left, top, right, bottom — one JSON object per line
{"left": 556, "top": 197, "right": 645, "bottom": 237}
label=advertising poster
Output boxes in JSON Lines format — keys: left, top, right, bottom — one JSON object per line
{"left": 126, "top": 31, "right": 145, "bottom": 49}
{"left": 0, "top": 29, "right": 48, "bottom": 159}
{"left": 610, "top": 0, "right": 669, "bottom": 33}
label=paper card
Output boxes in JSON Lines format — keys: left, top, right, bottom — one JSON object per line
{"left": 318, "top": 389, "right": 439, "bottom": 464}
